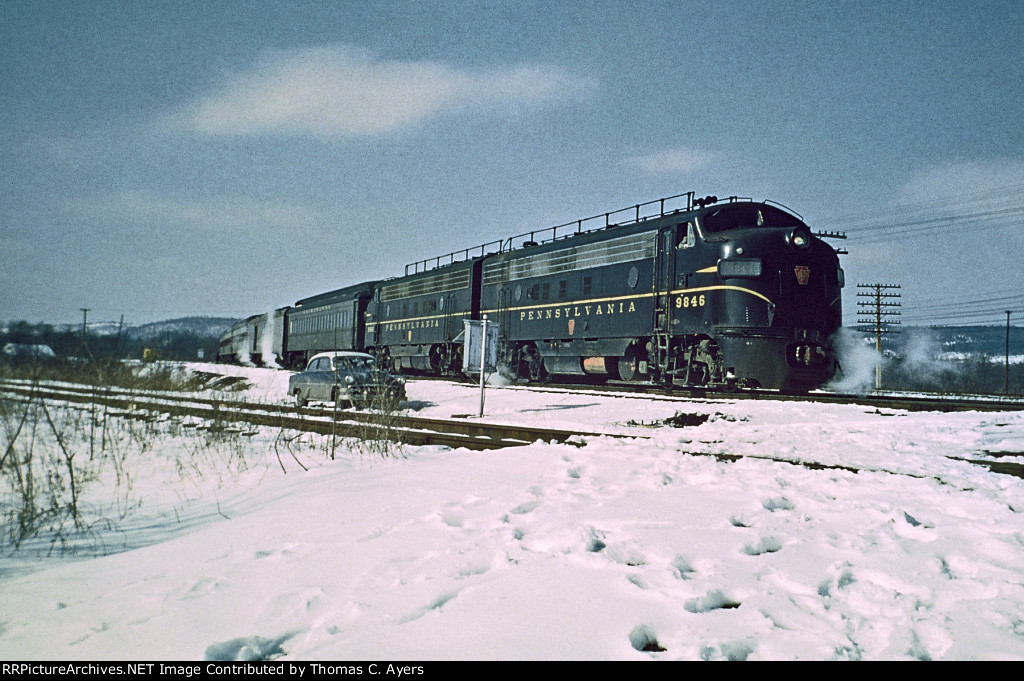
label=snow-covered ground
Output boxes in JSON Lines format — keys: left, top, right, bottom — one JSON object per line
{"left": 2, "top": 363, "right": 1024, "bottom": 660}
{"left": 938, "top": 352, "right": 1024, "bottom": 365}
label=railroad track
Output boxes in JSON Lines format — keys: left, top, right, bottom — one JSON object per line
{"left": 717, "top": 387, "right": 1024, "bottom": 413}
{"left": 3, "top": 377, "right": 1021, "bottom": 478}
{"left": 438, "top": 375, "right": 1024, "bottom": 413}
{"left": 0, "top": 379, "right": 638, "bottom": 451}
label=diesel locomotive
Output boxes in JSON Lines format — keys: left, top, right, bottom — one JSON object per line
{"left": 219, "top": 192, "right": 844, "bottom": 391}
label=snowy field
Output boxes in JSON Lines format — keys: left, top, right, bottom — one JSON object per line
{"left": 2, "top": 363, "right": 1024, "bottom": 660}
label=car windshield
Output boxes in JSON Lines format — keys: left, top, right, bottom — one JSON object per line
{"left": 700, "top": 204, "right": 802, "bottom": 233}
{"left": 334, "top": 356, "right": 375, "bottom": 370}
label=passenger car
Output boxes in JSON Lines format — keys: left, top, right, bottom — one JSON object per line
{"left": 288, "top": 351, "right": 406, "bottom": 408}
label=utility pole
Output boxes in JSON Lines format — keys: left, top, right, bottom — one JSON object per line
{"left": 80, "top": 307, "right": 91, "bottom": 357}
{"left": 1006, "top": 310, "right": 1012, "bottom": 395}
{"left": 856, "top": 284, "right": 901, "bottom": 390}
{"left": 115, "top": 314, "right": 125, "bottom": 358}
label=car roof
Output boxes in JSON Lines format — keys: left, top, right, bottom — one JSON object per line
{"left": 309, "top": 351, "right": 374, "bottom": 362}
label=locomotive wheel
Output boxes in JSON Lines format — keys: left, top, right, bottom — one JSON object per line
{"left": 373, "top": 348, "right": 393, "bottom": 373}
{"left": 522, "top": 345, "right": 548, "bottom": 382}
{"left": 449, "top": 347, "right": 463, "bottom": 376}
{"left": 615, "top": 347, "right": 640, "bottom": 381}
{"left": 428, "top": 346, "right": 444, "bottom": 375}
{"left": 684, "top": 362, "right": 710, "bottom": 386}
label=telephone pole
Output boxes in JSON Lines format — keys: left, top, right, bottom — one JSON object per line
{"left": 80, "top": 307, "right": 91, "bottom": 356}
{"left": 1006, "top": 310, "right": 1012, "bottom": 395}
{"left": 856, "top": 284, "right": 901, "bottom": 390}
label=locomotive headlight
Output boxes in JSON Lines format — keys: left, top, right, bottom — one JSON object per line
{"left": 789, "top": 226, "right": 812, "bottom": 250}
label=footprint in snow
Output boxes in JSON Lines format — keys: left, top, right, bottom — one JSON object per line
{"left": 439, "top": 506, "right": 465, "bottom": 528}
{"left": 203, "top": 632, "right": 296, "bottom": 661}
{"left": 508, "top": 500, "right": 539, "bottom": 515}
{"left": 585, "top": 528, "right": 606, "bottom": 552}
{"left": 628, "top": 624, "right": 666, "bottom": 652}
{"left": 701, "top": 637, "right": 757, "bottom": 661}
{"left": 762, "top": 497, "right": 794, "bottom": 512}
{"left": 396, "top": 591, "right": 460, "bottom": 623}
{"left": 685, "top": 589, "right": 741, "bottom": 613}
{"left": 671, "top": 555, "right": 695, "bottom": 579}
{"left": 742, "top": 536, "right": 782, "bottom": 555}
{"left": 606, "top": 544, "right": 647, "bottom": 566}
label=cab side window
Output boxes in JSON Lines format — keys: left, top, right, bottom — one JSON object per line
{"left": 677, "top": 222, "right": 696, "bottom": 249}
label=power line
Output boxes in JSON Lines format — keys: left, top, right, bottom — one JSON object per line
{"left": 817, "top": 182, "right": 1024, "bottom": 229}
{"left": 823, "top": 188, "right": 1024, "bottom": 326}
{"left": 816, "top": 184, "right": 1024, "bottom": 245}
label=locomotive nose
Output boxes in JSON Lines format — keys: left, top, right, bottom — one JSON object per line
{"left": 788, "top": 226, "right": 812, "bottom": 250}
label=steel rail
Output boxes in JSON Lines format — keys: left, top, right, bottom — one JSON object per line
{"left": 463, "top": 378, "right": 1024, "bottom": 413}
{"left": 3, "top": 379, "right": 1020, "bottom": 478}
{"left": 14, "top": 370, "right": 1020, "bottom": 413}
{"left": 0, "top": 380, "right": 638, "bottom": 451}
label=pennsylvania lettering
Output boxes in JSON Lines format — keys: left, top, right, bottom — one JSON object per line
{"left": 520, "top": 300, "right": 638, "bottom": 321}
{"left": 383, "top": 318, "right": 441, "bottom": 332}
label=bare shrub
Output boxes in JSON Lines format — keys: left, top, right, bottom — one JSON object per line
{"left": 0, "top": 357, "right": 408, "bottom": 558}
{"left": 0, "top": 392, "right": 96, "bottom": 553}
{"left": 338, "top": 391, "right": 407, "bottom": 460}
{"left": 0, "top": 363, "right": 264, "bottom": 556}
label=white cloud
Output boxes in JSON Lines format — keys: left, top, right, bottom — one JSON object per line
{"left": 169, "top": 46, "right": 594, "bottom": 138}
{"left": 76, "top": 191, "right": 321, "bottom": 232}
{"left": 623, "top": 147, "right": 715, "bottom": 175}
{"left": 896, "top": 159, "right": 1024, "bottom": 210}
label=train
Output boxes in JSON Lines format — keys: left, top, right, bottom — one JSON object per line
{"left": 219, "top": 191, "right": 844, "bottom": 391}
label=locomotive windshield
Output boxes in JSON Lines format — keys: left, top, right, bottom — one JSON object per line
{"left": 700, "top": 204, "right": 803, "bottom": 233}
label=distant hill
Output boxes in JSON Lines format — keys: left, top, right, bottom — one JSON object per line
{"left": 128, "top": 317, "right": 238, "bottom": 341}
{"left": 1, "top": 316, "right": 239, "bottom": 362}
{"left": 871, "top": 325, "right": 1024, "bottom": 358}
{"left": 19, "top": 317, "right": 239, "bottom": 340}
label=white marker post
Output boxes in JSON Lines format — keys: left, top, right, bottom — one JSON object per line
{"left": 479, "top": 315, "right": 488, "bottom": 418}
{"left": 463, "top": 316, "right": 499, "bottom": 418}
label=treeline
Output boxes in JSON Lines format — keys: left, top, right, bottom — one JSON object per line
{"left": 1, "top": 320, "right": 220, "bottom": 362}
{"left": 882, "top": 354, "right": 1024, "bottom": 395}
{"left": 874, "top": 326, "right": 1024, "bottom": 395}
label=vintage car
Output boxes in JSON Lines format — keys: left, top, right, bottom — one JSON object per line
{"left": 288, "top": 351, "right": 406, "bottom": 409}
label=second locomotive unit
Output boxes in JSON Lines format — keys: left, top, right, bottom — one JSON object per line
{"left": 221, "top": 192, "right": 844, "bottom": 392}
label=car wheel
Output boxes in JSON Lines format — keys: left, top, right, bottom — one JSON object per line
{"left": 295, "top": 390, "right": 307, "bottom": 408}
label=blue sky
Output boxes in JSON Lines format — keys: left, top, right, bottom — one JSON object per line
{"left": 2, "top": 0, "right": 1023, "bottom": 326}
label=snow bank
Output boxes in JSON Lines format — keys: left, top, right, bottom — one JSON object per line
{"left": 1, "top": 364, "right": 1023, "bottom": 660}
